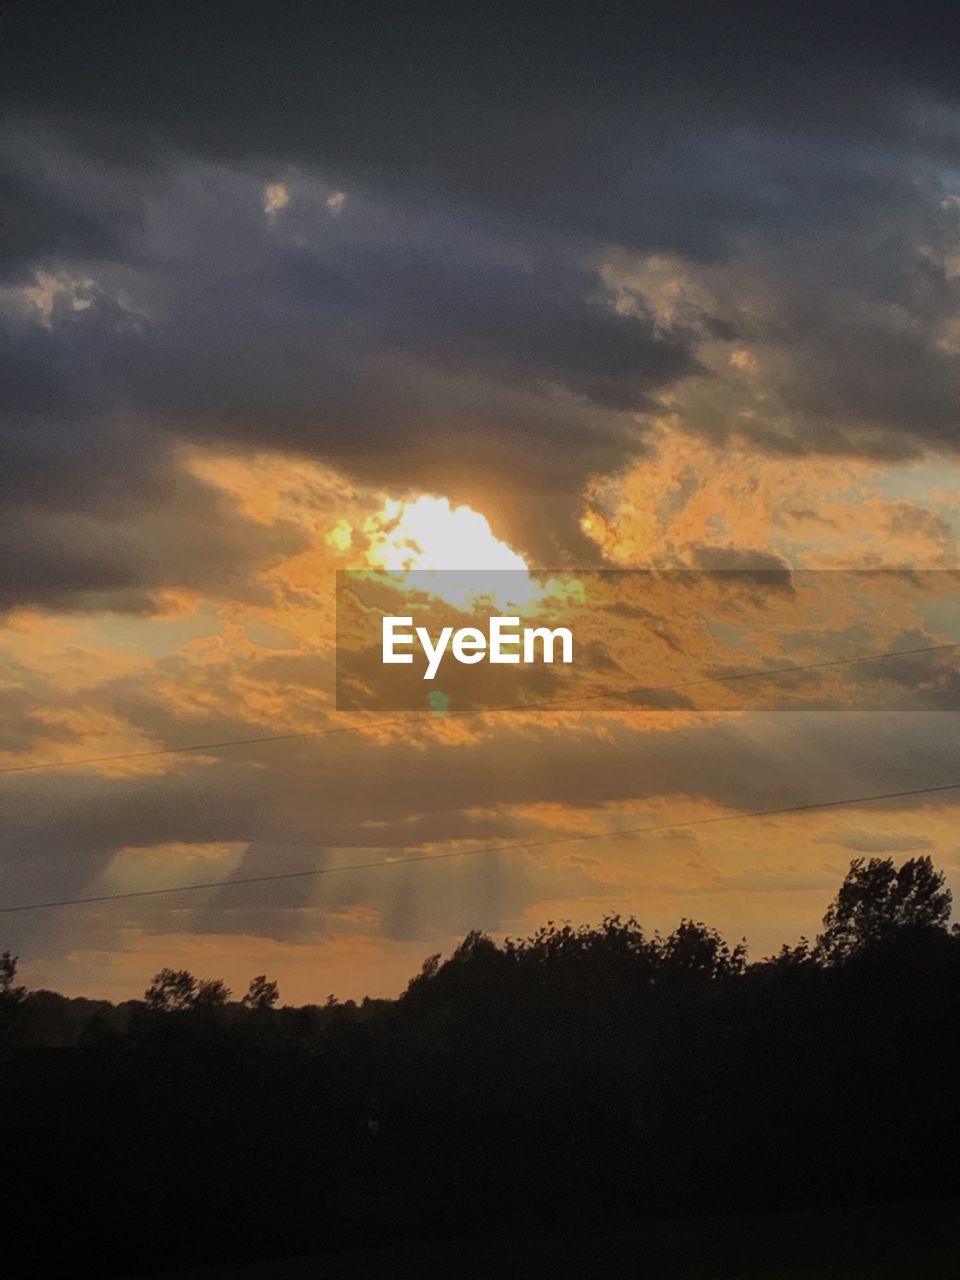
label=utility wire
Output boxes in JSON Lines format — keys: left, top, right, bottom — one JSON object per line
{"left": 4, "top": 776, "right": 960, "bottom": 915}
{"left": 1, "top": 639, "right": 956, "bottom": 777}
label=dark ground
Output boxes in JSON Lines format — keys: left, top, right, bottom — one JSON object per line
{"left": 154, "top": 1199, "right": 960, "bottom": 1279}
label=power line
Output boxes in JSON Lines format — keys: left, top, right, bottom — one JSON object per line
{"left": 4, "top": 775, "right": 959, "bottom": 915}
{"left": 1, "top": 639, "right": 956, "bottom": 778}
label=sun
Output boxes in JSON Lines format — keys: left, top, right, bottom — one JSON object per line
{"left": 364, "top": 495, "right": 526, "bottom": 572}
{"left": 362, "top": 495, "right": 539, "bottom": 609}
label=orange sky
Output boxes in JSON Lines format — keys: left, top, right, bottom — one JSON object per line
{"left": 5, "top": 434, "right": 960, "bottom": 1005}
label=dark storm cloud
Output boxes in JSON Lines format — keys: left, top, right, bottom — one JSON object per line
{"left": 0, "top": 118, "right": 149, "bottom": 283}
{"left": 0, "top": 494, "right": 307, "bottom": 615}
{"left": 0, "top": 227, "right": 314, "bottom": 606}
{"left": 0, "top": 158, "right": 135, "bottom": 284}
{"left": 115, "top": 227, "right": 697, "bottom": 458}
{"left": 0, "top": 126, "right": 704, "bottom": 596}
{"left": 3, "top": 3, "right": 960, "bottom": 607}
{"left": 4, "top": 2, "right": 960, "bottom": 257}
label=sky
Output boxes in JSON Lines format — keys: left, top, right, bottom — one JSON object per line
{"left": 3, "top": 3, "right": 960, "bottom": 1004}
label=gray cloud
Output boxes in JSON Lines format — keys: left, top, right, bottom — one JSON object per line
{"left": 0, "top": 126, "right": 708, "bottom": 600}
{"left": 2, "top": 6, "right": 960, "bottom": 609}
{"left": 815, "top": 829, "right": 936, "bottom": 854}
{"left": 4, "top": 703, "right": 960, "bottom": 965}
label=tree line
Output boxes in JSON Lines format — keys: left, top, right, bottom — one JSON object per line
{"left": 1, "top": 854, "right": 958, "bottom": 1276}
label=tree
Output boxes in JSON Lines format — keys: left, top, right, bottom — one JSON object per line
{"left": 194, "top": 978, "right": 231, "bottom": 1007}
{"left": 242, "top": 974, "right": 279, "bottom": 1010}
{"left": 765, "top": 937, "right": 814, "bottom": 969}
{"left": 0, "top": 950, "right": 26, "bottom": 1006}
{"left": 144, "top": 969, "right": 231, "bottom": 1012}
{"left": 144, "top": 968, "right": 198, "bottom": 1012}
{"left": 816, "top": 855, "right": 952, "bottom": 963}
{"left": 656, "top": 918, "right": 748, "bottom": 981}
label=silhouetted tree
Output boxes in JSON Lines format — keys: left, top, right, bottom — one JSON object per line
{"left": 144, "top": 968, "right": 198, "bottom": 1012}
{"left": 3, "top": 861, "right": 960, "bottom": 1277}
{"left": 765, "top": 937, "right": 814, "bottom": 968}
{"left": 0, "top": 950, "right": 25, "bottom": 1005}
{"left": 144, "top": 969, "right": 232, "bottom": 1011}
{"left": 242, "top": 974, "right": 280, "bottom": 1009}
{"left": 655, "top": 917, "right": 747, "bottom": 981}
{"left": 816, "top": 855, "right": 952, "bottom": 962}
{"left": 0, "top": 950, "right": 26, "bottom": 1048}
{"left": 194, "top": 978, "right": 231, "bottom": 1007}
{"left": 0, "top": 951, "right": 27, "bottom": 1059}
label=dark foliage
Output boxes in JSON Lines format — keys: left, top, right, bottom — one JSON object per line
{"left": 2, "top": 858, "right": 958, "bottom": 1277}
{"left": 242, "top": 974, "right": 280, "bottom": 1010}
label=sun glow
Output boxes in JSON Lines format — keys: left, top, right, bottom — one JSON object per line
{"left": 362, "top": 495, "right": 540, "bottom": 609}
{"left": 365, "top": 496, "right": 526, "bottom": 572}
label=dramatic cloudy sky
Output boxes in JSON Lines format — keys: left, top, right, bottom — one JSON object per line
{"left": 3, "top": 3, "right": 960, "bottom": 1003}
